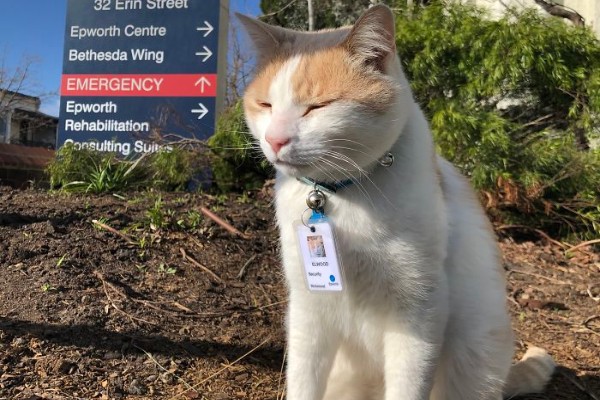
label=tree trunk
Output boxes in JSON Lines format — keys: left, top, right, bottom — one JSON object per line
{"left": 574, "top": 127, "right": 590, "bottom": 151}
{"left": 307, "top": 0, "right": 314, "bottom": 31}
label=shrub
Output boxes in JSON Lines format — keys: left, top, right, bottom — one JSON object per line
{"left": 208, "top": 100, "right": 272, "bottom": 192}
{"left": 394, "top": 3, "right": 600, "bottom": 239}
{"left": 47, "top": 143, "right": 200, "bottom": 193}
{"left": 47, "top": 143, "right": 104, "bottom": 190}
{"left": 149, "top": 147, "right": 196, "bottom": 191}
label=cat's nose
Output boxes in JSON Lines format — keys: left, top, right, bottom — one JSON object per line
{"left": 266, "top": 136, "right": 290, "bottom": 154}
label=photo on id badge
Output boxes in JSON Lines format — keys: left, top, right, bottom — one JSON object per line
{"left": 307, "top": 235, "right": 327, "bottom": 258}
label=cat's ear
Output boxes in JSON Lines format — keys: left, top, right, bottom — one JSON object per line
{"left": 236, "top": 13, "right": 292, "bottom": 64}
{"left": 343, "top": 4, "right": 396, "bottom": 71}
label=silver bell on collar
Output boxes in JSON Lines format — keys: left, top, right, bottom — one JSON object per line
{"left": 306, "top": 189, "right": 327, "bottom": 210}
{"left": 379, "top": 152, "right": 394, "bottom": 167}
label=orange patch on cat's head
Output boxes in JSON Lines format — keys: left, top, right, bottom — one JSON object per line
{"left": 291, "top": 47, "right": 397, "bottom": 113}
{"left": 243, "top": 57, "right": 286, "bottom": 116}
{"left": 244, "top": 46, "right": 397, "bottom": 117}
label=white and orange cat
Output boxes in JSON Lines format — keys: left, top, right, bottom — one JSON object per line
{"left": 239, "top": 5, "right": 554, "bottom": 400}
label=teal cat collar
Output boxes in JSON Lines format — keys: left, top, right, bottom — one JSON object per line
{"left": 297, "top": 152, "right": 394, "bottom": 194}
{"left": 296, "top": 176, "right": 354, "bottom": 194}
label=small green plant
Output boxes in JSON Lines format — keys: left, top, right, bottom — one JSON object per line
{"left": 41, "top": 283, "right": 56, "bottom": 292}
{"left": 56, "top": 254, "right": 67, "bottom": 268}
{"left": 146, "top": 196, "right": 174, "bottom": 230}
{"left": 215, "top": 193, "right": 229, "bottom": 205}
{"left": 157, "top": 263, "right": 177, "bottom": 275}
{"left": 236, "top": 192, "right": 252, "bottom": 204}
{"left": 85, "top": 154, "right": 145, "bottom": 193}
{"left": 137, "top": 235, "right": 149, "bottom": 249}
{"left": 93, "top": 217, "right": 109, "bottom": 230}
{"left": 185, "top": 210, "right": 203, "bottom": 230}
{"left": 136, "top": 264, "right": 147, "bottom": 273}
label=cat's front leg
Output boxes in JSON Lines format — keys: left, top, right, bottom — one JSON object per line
{"left": 382, "top": 312, "right": 445, "bottom": 400}
{"left": 285, "top": 296, "right": 339, "bottom": 400}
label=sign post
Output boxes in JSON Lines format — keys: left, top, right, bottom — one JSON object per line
{"left": 58, "top": 0, "right": 229, "bottom": 156}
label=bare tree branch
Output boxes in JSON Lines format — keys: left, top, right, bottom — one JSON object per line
{"left": 259, "top": 0, "right": 300, "bottom": 20}
{"left": 533, "top": 0, "right": 584, "bottom": 26}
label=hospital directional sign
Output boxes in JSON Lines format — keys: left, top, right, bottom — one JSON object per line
{"left": 58, "top": 0, "right": 228, "bottom": 156}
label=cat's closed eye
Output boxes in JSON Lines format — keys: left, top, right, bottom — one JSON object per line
{"left": 303, "top": 101, "right": 334, "bottom": 117}
{"left": 257, "top": 100, "right": 272, "bottom": 109}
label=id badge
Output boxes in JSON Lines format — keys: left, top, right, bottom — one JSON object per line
{"left": 295, "top": 211, "right": 344, "bottom": 292}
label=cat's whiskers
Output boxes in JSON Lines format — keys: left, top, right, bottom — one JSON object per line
{"left": 320, "top": 152, "right": 376, "bottom": 207}
{"left": 328, "top": 145, "right": 380, "bottom": 162}
{"left": 324, "top": 142, "right": 405, "bottom": 186}
{"left": 310, "top": 160, "right": 372, "bottom": 206}
{"left": 321, "top": 138, "right": 376, "bottom": 152}
{"left": 324, "top": 150, "right": 397, "bottom": 209}
{"left": 321, "top": 150, "right": 366, "bottom": 178}
{"left": 317, "top": 154, "right": 376, "bottom": 208}
{"left": 309, "top": 161, "right": 344, "bottom": 190}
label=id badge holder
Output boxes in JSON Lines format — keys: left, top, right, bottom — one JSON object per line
{"left": 294, "top": 210, "right": 344, "bottom": 293}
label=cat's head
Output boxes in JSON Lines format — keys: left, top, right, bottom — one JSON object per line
{"left": 239, "top": 5, "right": 410, "bottom": 181}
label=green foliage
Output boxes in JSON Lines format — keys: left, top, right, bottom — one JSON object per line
{"left": 47, "top": 143, "right": 199, "bottom": 193}
{"left": 142, "top": 196, "right": 204, "bottom": 232}
{"left": 208, "top": 100, "right": 272, "bottom": 192}
{"left": 185, "top": 210, "right": 203, "bottom": 229}
{"left": 157, "top": 263, "right": 177, "bottom": 275}
{"left": 148, "top": 147, "right": 195, "bottom": 191}
{"left": 145, "top": 196, "right": 171, "bottom": 230}
{"left": 41, "top": 283, "right": 56, "bottom": 292}
{"left": 395, "top": 3, "right": 600, "bottom": 238}
{"left": 85, "top": 154, "right": 147, "bottom": 193}
{"left": 47, "top": 144, "right": 103, "bottom": 190}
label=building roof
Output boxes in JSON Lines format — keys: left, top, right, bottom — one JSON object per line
{"left": 0, "top": 143, "right": 55, "bottom": 171}
{"left": 13, "top": 108, "right": 59, "bottom": 124}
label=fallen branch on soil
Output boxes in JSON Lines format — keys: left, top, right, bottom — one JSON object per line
{"left": 92, "top": 219, "right": 137, "bottom": 246}
{"left": 92, "top": 270, "right": 156, "bottom": 326}
{"left": 257, "top": 300, "right": 287, "bottom": 311}
{"left": 507, "top": 268, "right": 571, "bottom": 285}
{"left": 542, "top": 310, "right": 600, "bottom": 338}
{"left": 237, "top": 254, "right": 257, "bottom": 280}
{"left": 134, "top": 345, "right": 195, "bottom": 392}
{"left": 495, "top": 224, "right": 567, "bottom": 248}
{"left": 277, "top": 346, "right": 287, "bottom": 400}
{"left": 96, "top": 265, "right": 282, "bottom": 322}
{"left": 170, "top": 336, "right": 272, "bottom": 400}
{"left": 200, "top": 206, "right": 250, "bottom": 239}
{"left": 95, "top": 270, "right": 212, "bottom": 319}
{"left": 587, "top": 288, "right": 600, "bottom": 302}
{"left": 180, "top": 248, "right": 224, "bottom": 284}
{"left": 567, "top": 238, "right": 600, "bottom": 254}
{"left": 506, "top": 294, "right": 521, "bottom": 309}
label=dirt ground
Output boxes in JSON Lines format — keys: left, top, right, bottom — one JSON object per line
{"left": 0, "top": 185, "right": 598, "bottom": 400}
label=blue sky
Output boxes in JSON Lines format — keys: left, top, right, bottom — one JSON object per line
{"left": 0, "top": 0, "right": 261, "bottom": 117}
